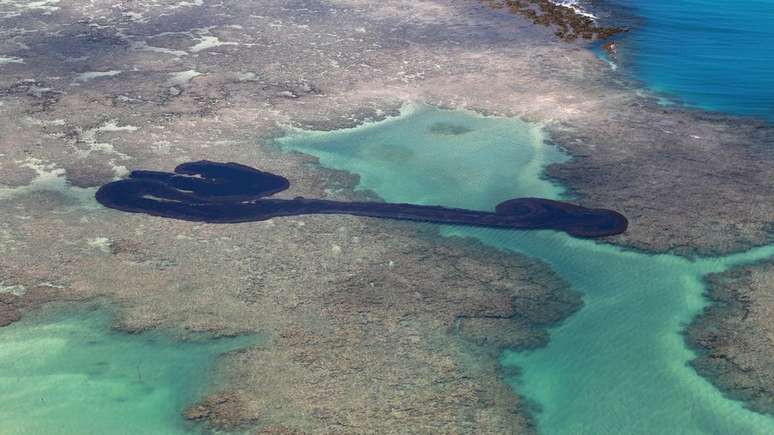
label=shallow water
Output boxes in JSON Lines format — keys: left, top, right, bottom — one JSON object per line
{"left": 278, "top": 105, "right": 774, "bottom": 434}
{"left": 0, "top": 304, "right": 255, "bottom": 434}
{"left": 603, "top": 0, "right": 774, "bottom": 120}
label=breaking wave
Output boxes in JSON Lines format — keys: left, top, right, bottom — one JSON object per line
{"left": 550, "top": 0, "right": 597, "bottom": 20}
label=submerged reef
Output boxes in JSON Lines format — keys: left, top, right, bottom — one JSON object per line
{"left": 687, "top": 261, "right": 774, "bottom": 415}
{"left": 95, "top": 160, "right": 628, "bottom": 238}
{"left": 183, "top": 391, "right": 260, "bottom": 432}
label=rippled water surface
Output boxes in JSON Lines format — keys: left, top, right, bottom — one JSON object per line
{"left": 0, "top": 305, "right": 254, "bottom": 434}
{"left": 605, "top": 0, "right": 774, "bottom": 120}
{"left": 278, "top": 105, "right": 774, "bottom": 434}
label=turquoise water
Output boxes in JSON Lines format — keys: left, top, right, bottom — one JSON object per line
{"left": 0, "top": 304, "right": 255, "bottom": 434}
{"left": 602, "top": 0, "right": 774, "bottom": 120}
{"left": 278, "top": 105, "right": 774, "bottom": 434}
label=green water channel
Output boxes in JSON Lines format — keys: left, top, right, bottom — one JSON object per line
{"left": 0, "top": 304, "right": 255, "bottom": 434}
{"left": 277, "top": 104, "right": 774, "bottom": 434}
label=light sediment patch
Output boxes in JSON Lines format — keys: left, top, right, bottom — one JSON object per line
{"left": 0, "top": 0, "right": 61, "bottom": 16}
{"left": 130, "top": 40, "right": 188, "bottom": 58}
{"left": 73, "top": 121, "right": 137, "bottom": 160}
{"left": 72, "top": 70, "right": 122, "bottom": 83}
{"left": 0, "top": 158, "right": 96, "bottom": 206}
{"left": 167, "top": 70, "right": 203, "bottom": 86}
{"left": 188, "top": 35, "right": 237, "bottom": 53}
{"left": 0, "top": 282, "right": 26, "bottom": 296}
{"left": 0, "top": 56, "right": 24, "bottom": 64}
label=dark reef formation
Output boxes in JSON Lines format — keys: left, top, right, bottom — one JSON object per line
{"left": 686, "top": 261, "right": 774, "bottom": 416}
{"left": 95, "top": 160, "right": 628, "bottom": 238}
{"left": 184, "top": 391, "right": 260, "bottom": 432}
{"left": 483, "top": 0, "right": 628, "bottom": 41}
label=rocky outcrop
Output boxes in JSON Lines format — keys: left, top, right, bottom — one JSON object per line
{"left": 483, "top": 0, "right": 627, "bottom": 41}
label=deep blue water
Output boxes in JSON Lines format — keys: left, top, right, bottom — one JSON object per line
{"left": 600, "top": 0, "right": 774, "bottom": 120}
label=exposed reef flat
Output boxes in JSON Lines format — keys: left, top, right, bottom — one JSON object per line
{"left": 687, "top": 261, "right": 774, "bottom": 415}
{"left": 1, "top": 0, "right": 771, "bottom": 256}
{"left": 1, "top": 0, "right": 773, "bottom": 431}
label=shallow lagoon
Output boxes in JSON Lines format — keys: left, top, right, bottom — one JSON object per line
{"left": 0, "top": 304, "right": 254, "bottom": 434}
{"left": 5, "top": 105, "right": 770, "bottom": 433}
{"left": 279, "top": 105, "right": 774, "bottom": 434}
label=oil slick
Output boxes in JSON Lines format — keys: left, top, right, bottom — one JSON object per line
{"left": 95, "top": 160, "right": 627, "bottom": 238}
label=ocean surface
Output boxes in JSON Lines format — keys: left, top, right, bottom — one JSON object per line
{"left": 278, "top": 105, "right": 774, "bottom": 434}
{"left": 597, "top": 0, "right": 774, "bottom": 120}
